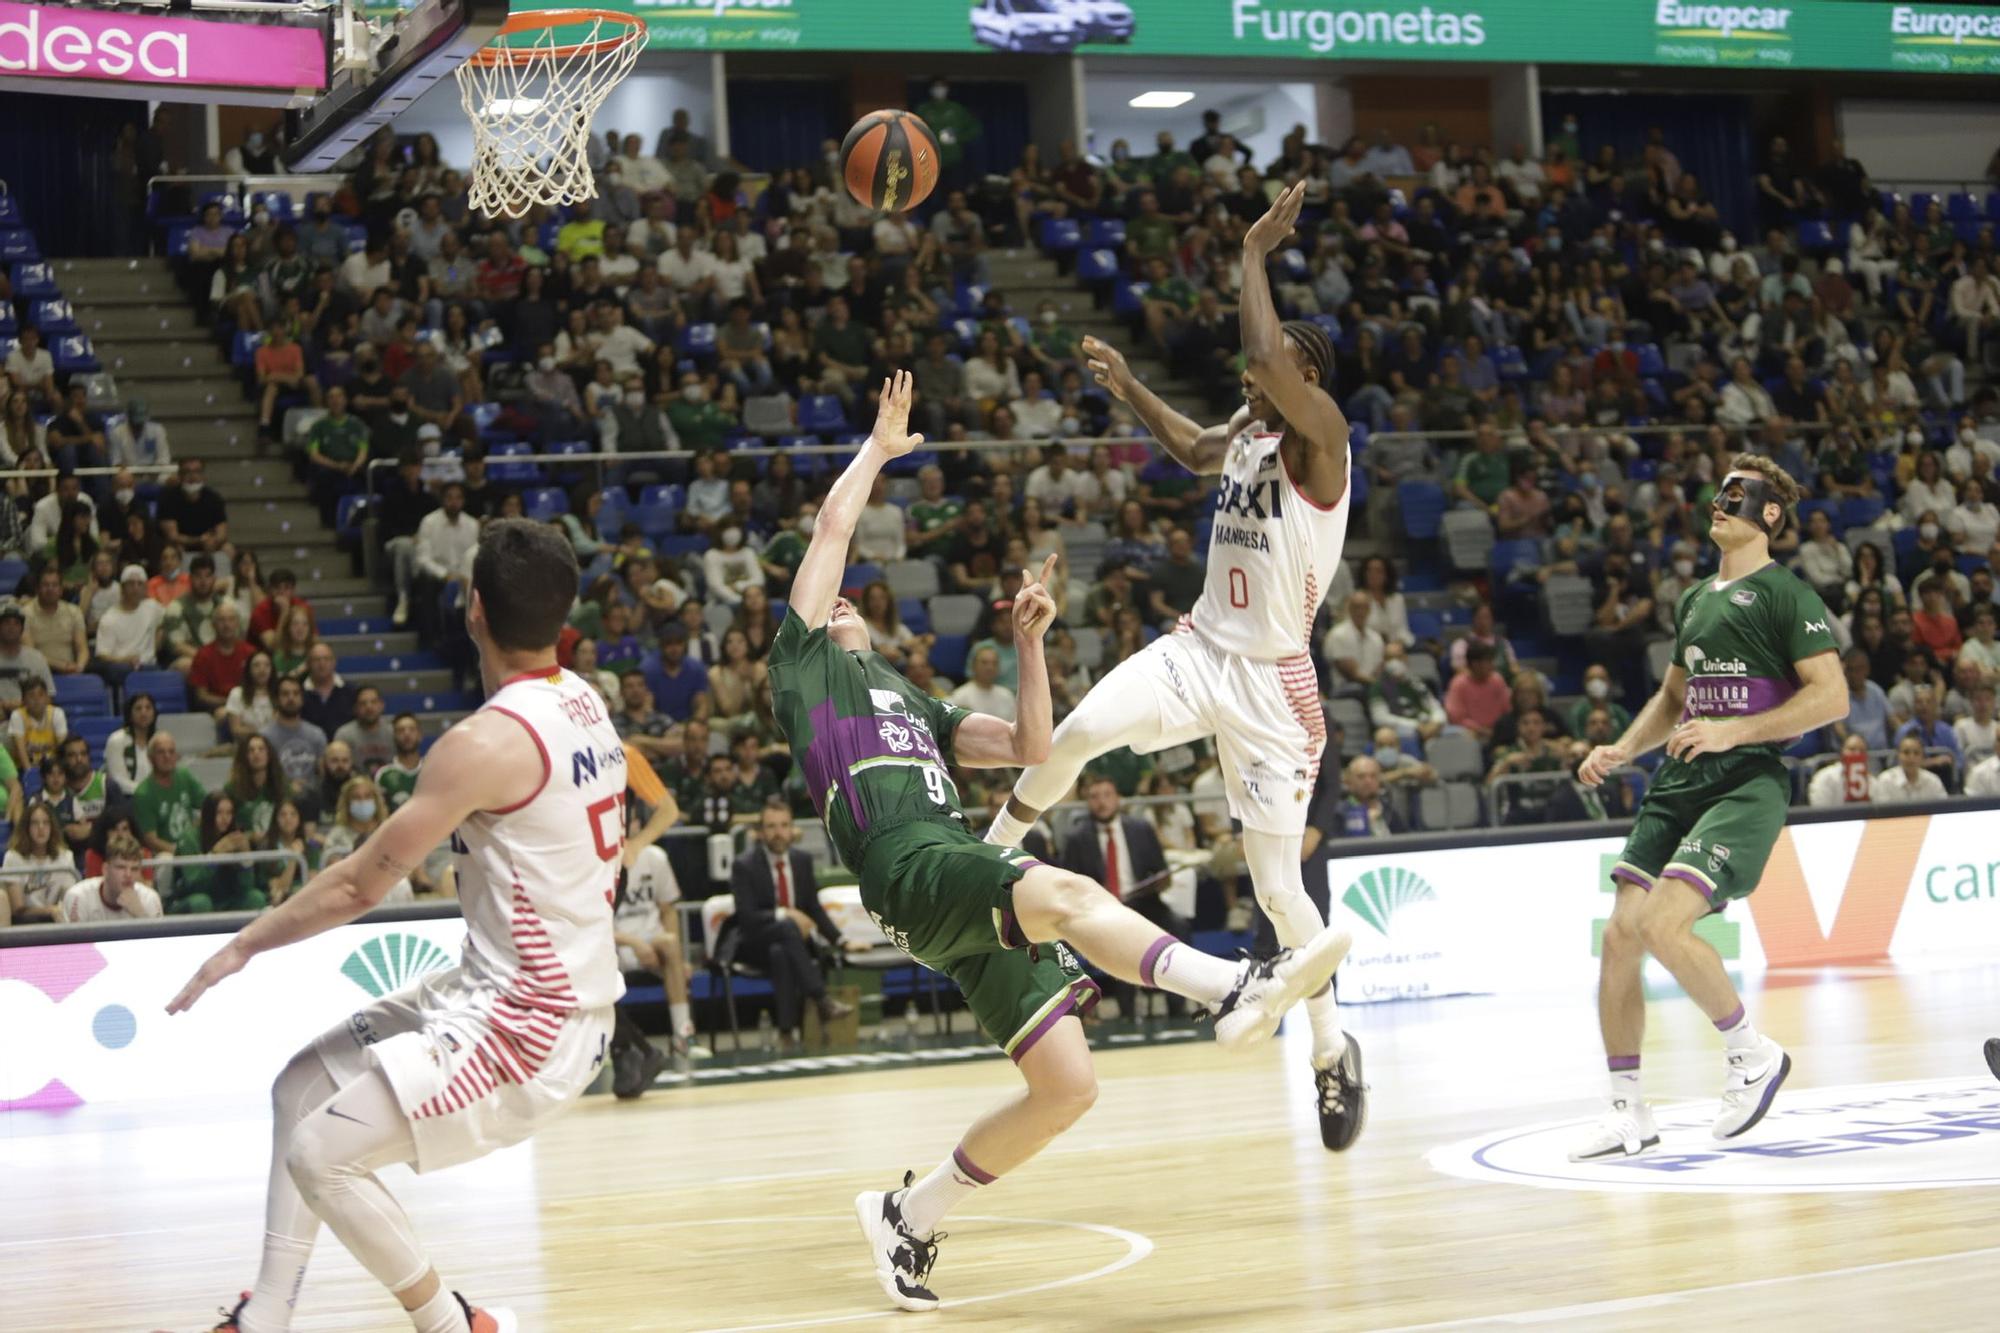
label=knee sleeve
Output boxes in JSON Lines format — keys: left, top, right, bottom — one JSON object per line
{"left": 1241, "top": 830, "right": 1326, "bottom": 948}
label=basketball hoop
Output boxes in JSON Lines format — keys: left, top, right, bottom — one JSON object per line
{"left": 455, "top": 8, "right": 645, "bottom": 219}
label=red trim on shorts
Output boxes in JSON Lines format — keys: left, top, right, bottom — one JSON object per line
{"left": 1277, "top": 446, "right": 1345, "bottom": 513}
{"left": 483, "top": 706, "right": 551, "bottom": 815}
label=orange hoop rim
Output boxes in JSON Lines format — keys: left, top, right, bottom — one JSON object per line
{"left": 464, "top": 8, "right": 647, "bottom": 68}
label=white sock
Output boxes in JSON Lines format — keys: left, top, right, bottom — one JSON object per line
{"left": 407, "top": 1286, "right": 466, "bottom": 1333}
{"left": 1609, "top": 1064, "right": 1644, "bottom": 1106}
{"left": 1305, "top": 989, "right": 1347, "bottom": 1067}
{"left": 668, "top": 1001, "right": 692, "bottom": 1036}
{"left": 239, "top": 1234, "right": 313, "bottom": 1333}
{"left": 1717, "top": 1004, "right": 1761, "bottom": 1053}
{"left": 1140, "top": 936, "right": 1241, "bottom": 1006}
{"left": 901, "top": 1146, "right": 991, "bottom": 1238}
{"left": 984, "top": 807, "right": 1034, "bottom": 848}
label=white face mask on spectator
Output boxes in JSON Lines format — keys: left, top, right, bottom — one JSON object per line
{"left": 1382, "top": 657, "right": 1407, "bottom": 679}
{"left": 624, "top": 391, "right": 646, "bottom": 410}
{"left": 798, "top": 515, "right": 815, "bottom": 536}
{"left": 183, "top": 482, "right": 203, "bottom": 498}
{"left": 1674, "top": 558, "right": 1695, "bottom": 578}
{"left": 1921, "top": 522, "right": 1941, "bottom": 541}
{"left": 721, "top": 526, "right": 743, "bottom": 549}
{"left": 537, "top": 356, "right": 555, "bottom": 373}
{"left": 1585, "top": 678, "right": 1609, "bottom": 700}
{"left": 1907, "top": 429, "right": 1924, "bottom": 447}
{"left": 683, "top": 384, "right": 707, "bottom": 404}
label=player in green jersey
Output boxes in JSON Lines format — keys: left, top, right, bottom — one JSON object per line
{"left": 1571, "top": 455, "right": 1847, "bottom": 1161}
{"left": 770, "top": 371, "right": 1349, "bottom": 1312}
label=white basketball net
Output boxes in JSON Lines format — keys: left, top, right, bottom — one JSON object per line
{"left": 455, "top": 11, "right": 644, "bottom": 219}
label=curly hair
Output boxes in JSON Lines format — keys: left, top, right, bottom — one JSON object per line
{"left": 1726, "top": 453, "right": 1800, "bottom": 535}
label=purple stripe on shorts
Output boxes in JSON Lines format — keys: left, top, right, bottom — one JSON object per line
{"left": 1607, "top": 1055, "right": 1640, "bottom": 1072}
{"left": 951, "top": 1145, "right": 996, "bottom": 1186}
{"left": 999, "top": 908, "right": 1030, "bottom": 950}
{"left": 1009, "top": 980, "right": 1103, "bottom": 1065}
{"left": 1139, "top": 935, "right": 1174, "bottom": 987}
{"left": 1660, "top": 867, "right": 1717, "bottom": 903}
{"left": 1714, "top": 1002, "right": 1746, "bottom": 1032}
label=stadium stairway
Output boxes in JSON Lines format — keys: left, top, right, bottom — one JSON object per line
{"left": 47, "top": 257, "right": 378, "bottom": 618}
{"left": 984, "top": 249, "right": 1210, "bottom": 422}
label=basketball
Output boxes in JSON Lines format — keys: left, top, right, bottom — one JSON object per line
{"left": 841, "top": 109, "right": 941, "bottom": 213}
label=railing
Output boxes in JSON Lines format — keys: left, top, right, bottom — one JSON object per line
{"left": 0, "top": 465, "right": 177, "bottom": 483}
{"left": 146, "top": 173, "right": 351, "bottom": 210}
{"left": 1364, "top": 418, "right": 1842, "bottom": 449}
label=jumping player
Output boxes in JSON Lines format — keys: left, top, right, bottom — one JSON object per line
{"left": 770, "top": 371, "right": 1349, "bottom": 1311}
{"left": 1571, "top": 457, "right": 1845, "bottom": 1161}
{"left": 983, "top": 181, "right": 1367, "bottom": 1151}
{"left": 166, "top": 520, "right": 624, "bottom": 1333}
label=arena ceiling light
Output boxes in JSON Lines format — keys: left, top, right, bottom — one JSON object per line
{"left": 1128, "top": 91, "right": 1195, "bottom": 109}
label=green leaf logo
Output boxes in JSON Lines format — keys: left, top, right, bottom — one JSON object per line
{"left": 1341, "top": 867, "right": 1437, "bottom": 936}
{"left": 339, "top": 933, "right": 453, "bottom": 998}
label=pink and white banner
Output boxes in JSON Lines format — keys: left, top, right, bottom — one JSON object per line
{"left": 0, "top": 1, "right": 327, "bottom": 90}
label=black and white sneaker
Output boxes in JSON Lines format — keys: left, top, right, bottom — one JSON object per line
{"left": 1212, "top": 927, "right": 1352, "bottom": 1050}
{"left": 853, "top": 1171, "right": 944, "bottom": 1312}
{"left": 1313, "top": 1033, "right": 1368, "bottom": 1152}
{"left": 612, "top": 1039, "right": 666, "bottom": 1100}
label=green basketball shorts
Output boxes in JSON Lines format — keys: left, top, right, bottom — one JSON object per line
{"left": 1611, "top": 752, "right": 1791, "bottom": 907}
{"left": 858, "top": 820, "right": 1100, "bottom": 1061}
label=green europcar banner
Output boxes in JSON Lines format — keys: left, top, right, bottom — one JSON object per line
{"left": 536, "top": 0, "right": 2000, "bottom": 74}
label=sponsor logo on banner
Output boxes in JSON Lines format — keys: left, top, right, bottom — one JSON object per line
{"left": 1888, "top": 4, "right": 2000, "bottom": 70}
{"left": 1228, "top": 2, "right": 1489, "bottom": 54}
{"left": 340, "top": 933, "right": 454, "bottom": 999}
{"left": 0, "top": 0, "right": 327, "bottom": 88}
{"left": 1430, "top": 1078, "right": 2000, "bottom": 1193}
{"left": 1333, "top": 866, "right": 1482, "bottom": 1002}
{"left": 1652, "top": 0, "right": 1796, "bottom": 64}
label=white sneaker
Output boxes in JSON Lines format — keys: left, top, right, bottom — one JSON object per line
{"left": 1213, "top": 927, "right": 1351, "bottom": 1050}
{"left": 1714, "top": 1036, "right": 1791, "bottom": 1140}
{"left": 392, "top": 594, "right": 409, "bottom": 627}
{"left": 854, "top": 1172, "right": 942, "bottom": 1312}
{"left": 1567, "top": 1098, "right": 1660, "bottom": 1162}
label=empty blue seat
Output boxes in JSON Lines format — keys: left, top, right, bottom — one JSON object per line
{"left": 1398, "top": 481, "right": 1446, "bottom": 540}
{"left": 931, "top": 634, "right": 969, "bottom": 677}
{"left": 1086, "top": 217, "right": 1126, "bottom": 248}
{"left": 678, "top": 322, "right": 718, "bottom": 357}
{"left": 899, "top": 598, "right": 930, "bottom": 635}
{"left": 1797, "top": 498, "right": 1840, "bottom": 533}
{"left": 11, "top": 261, "right": 57, "bottom": 298}
{"left": 125, "top": 670, "right": 187, "bottom": 713}
{"left": 638, "top": 483, "right": 684, "bottom": 510}
{"left": 1797, "top": 220, "right": 1836, "bottom": 252}
{"left": 842, "top": 563, "right": 883, "bottom": 590}
{"left": 0, "top": 194, "right": 20, "bottom": 225}
{"left": 29, "top": 299, "right": 76, "bottom": 334}
{"left": 1948, "top": 192, "right": 1981, "bottom": 221}
{"left": 232, "top": 329, "right": 265, "bottom": 367}
{"left": 1839, "top": 496, "right": 1885, "bottom": 529}
{"left": 523, "top": 486, "right": 567, "bottom": 520}
{"left": 1039, "top": 217, "right": 1081, "bottom": 252}
{"left": 950, "top": 317, "right": 979, "bottom": 348}
{"left": 335, "top": 493, "right": 367, "bottom": 540}
{"left": 487, "top": 442, "right": 541, "bottom": 484}
{"left": 253, "top": 191, "right": 296, "bottom": 221}
{"left": 0, "top": 228, "right": 36, "bottom": 262}
{"left": 1112, "top": 281, "right": 1151, "bottom": 317}
{"left": 1075, "top": 248, "right": 1119, "bottom": 283}
{"left": 799, "top": 394, "right": 847, "bottom": 434}
{"left": 54, "top": 674, "right": 110, "bottom": 717}
{"left": 53, "top": 335, "right": 98, "bottom": 373}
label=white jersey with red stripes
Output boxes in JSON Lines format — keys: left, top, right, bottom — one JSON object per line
{"left": 1187, "top": 427, "right": 1350, "bottom": 662}
{"left": 454, "top": 665, "right": 628, "bottom": 1014}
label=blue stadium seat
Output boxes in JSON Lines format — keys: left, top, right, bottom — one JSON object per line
{"left": 799, "top": 394, "right": 847, "bottom": 434}
{"left": 53, "top": 335, "right": 99, "bottom": 373}
{"left": 523, "top": 486, "right": 567, "bottom": 521}
{"left": 1839, "top": 496, "right": 1885, "bottom": 530}
{"left": 1040, "top": 217, "right": 1081, "bottom": 252}
{"left": 54, "top": 674, "right": 110, "bottom": 717}
{"left": 165, "top": 225, "right": 191, "bottom": 259}
{"left": 954, "top": 283, "right": 987, "bottom": 318}
{"left": 656, "top": 534, "right": 706, "bottom": 558}
{"left": 899, "top": 598, "right": 930, "bottom": 635}
{"left": 335, "top": 493, "right": 366, "bottom": 541}
{"left": 931, "top": 634, "right": 969, "bottom": 677}
{"left": 0, "top": 193, "right": 20, "bottom": 225}
{"left": 1494, "top": 345, "right": 1528, "bottom": 381}
{"left": 1086, "top": 218, "right": 1125, "bottom": 248}
{"left": 0, "top": 306, "right": 14, "bottom": 337}
{"left": 1797, "top": 220, "right": 1836, "bottom": 254}
{"left": 73, "top": 714, "right": 119, "bottom": 753}
{"left": 1112, "top": 281, "right": 1151, "bottom": 317}
{"left": 125, "top": 670, "right": 187, "bottom": 713}
{"left": 950, "top": 317, "right": 979, "bottom": 348}
{"left": 1398, "top": 481, "right": 1446, "bottom": 540}
{"left": 678, "top": 322, "right": 718, "bottom": 357}
{"left": 638, "top": 483, "right": 683, "bottom": 510}
{"left": 842, "top": 563, "right": 883, "bottom": 590}
{"left": 1910, "top": 192, "right": 1937, "bottom": 219}
{"left": 1633, "top": 343, "right": 1667, "bottom": 377}
{"left": 0, "top": 228, "right": 36, "bottom": 262}
{"left": 1276, "top": 248, "right": 1309, "bottom": 282}
{"left": 29, "top": 299, "right": 76, "bottom": 334}
{"left": 232, "top": 329, "right": 265, "bottom": 367}
{"left": 1797, "top": 498, "right": 1840, "bottom": 533}
{"left": 252, "top": 190, "right": 296, "bottom": 222}
{"left": 11, "top": 261, "right": 57, "bottom": 298}
{"left": 487, "top": 441, "right": 541, "bottom": 485}
{"left": 0, "top": 557, "right": 26, "bottom": 593}
{"left": 1948, "top": 192, "right": 1981, "bottom": 221}
{"left": 1075, "top": 248, "right": 1119, "bottom": 283}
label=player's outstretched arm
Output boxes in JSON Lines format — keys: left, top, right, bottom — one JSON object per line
{"left": 1082, "top": 334, "right": 1237, "bottom": 476}
{"left": 1241, "top": 181, "right": 1350, "bottom": 463}
{"left": 955, "top": 555, "right": 1059, "bottom": 768}
{"left": 166, "top": 710, "right": 542, "bottom": 1014}
{"left": 1579, "top": 665, "right": 1688, "bottom": 786}
{"left": 790, "top": 370, "right": 923, "bottom": 630}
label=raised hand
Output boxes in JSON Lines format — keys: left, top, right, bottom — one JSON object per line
{"left": 1014, "top": 552, "right": 1061, "bottom": 641}
{"left": 1081, "top": 335, "right": 1136, "bottom": 404}
{"left": 1245, "top": 180, "right": 1308, "bottom": 258}
{"left": 868, "top": 368, "right": 925, "bottom": 458}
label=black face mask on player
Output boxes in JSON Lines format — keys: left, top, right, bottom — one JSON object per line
{"left": 1714, "top": 471, "right": 1785, "bottom": 536}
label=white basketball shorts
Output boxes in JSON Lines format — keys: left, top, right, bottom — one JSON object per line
{"left": 314, "top": 967, "right": 613, "bottom": 1174}
{"left": 1102, "top": 620, "right": 1326, "bottom": 837}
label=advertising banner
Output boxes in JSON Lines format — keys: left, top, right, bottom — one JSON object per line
{"left": 534, "top": 0, "right": 2000, "bottom": 74}
{"left": 0, "top": 0, "right": 327, "bottom": 90}
{"left": 1326, "top": 807, "right": 1996, "bottom": 1005}
{"left": 0, "top": 917, "right": 466, "bottom": 1112}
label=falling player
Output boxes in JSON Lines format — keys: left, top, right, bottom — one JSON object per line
{"left": 165, "top": 520, "right": 626, "bottom": 1333}
{"left": 770, "top": 370, "right": 1349, "bottom": 1311}
{"left": 983, "top": 180, "right": 1366, "bottom": 1151}
{"left": 1570, "top": 457, "right": 1845, "bottom": 1160}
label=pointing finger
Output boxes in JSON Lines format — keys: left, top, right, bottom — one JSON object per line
{"left": 1039, "top": 552, "right": 1060, "bottom": 586}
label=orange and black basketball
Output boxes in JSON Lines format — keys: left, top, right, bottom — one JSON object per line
{"left": 841, "top": 110, "right": 940, "bottom": 214}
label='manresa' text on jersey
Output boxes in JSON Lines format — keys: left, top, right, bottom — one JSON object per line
{"left": 1188, "top": 429, "right": 1350, "bottom": 660}
{"left": 767, "top": 611, "right": 972, "bottom": 871}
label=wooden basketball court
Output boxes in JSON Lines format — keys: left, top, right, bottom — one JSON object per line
{"left": 11, "top": 964, "right": 2000, "bottom": 1331}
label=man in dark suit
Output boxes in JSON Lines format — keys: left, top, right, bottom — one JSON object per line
{"left": 729, "top": 798, "right": 854, "bottom": 1042}
{"left": 1058, "top": 773, "right": 1191, "bottom": 1016}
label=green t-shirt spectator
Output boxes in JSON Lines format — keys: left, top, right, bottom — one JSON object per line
{"left": 1031, "top": 321, "right": 1081, "bottom": 363}
{"left": 1455, "top": 450, "right": 1511, "bottom": 507}
{"left": 1147, "top": 149, "right": 1197, "bottom": 182}
{"left": 1127, "top": 215, "right": 1176, "bottom": 262}
{"left": 378, "top": 758, "right": 422, "bottom": 812}
{"left": 135, "top": 767, "right": 206, "bottom": 856}
{"left": 1086, "top": 747, "right": 1153, "bottom": 797}
{"left": 667, "top": 400, "right": 733, "bottom": 452}
{"left": 1150, "top": 277, "right": 1199, "bottom": 311}
{"left": 1567, "top": 699, "right": 1633, "bottom": 736}
{"left": 762, "top": 529, "right": 807, "bottom": 585}
{"left": 308, "top": 413, "right": 370, "bottom": 467}
{"left": 814, "top": 318, "right": 873, "bottom": 371}
{"left": 914, "top": 95, "right": 982, "bottom": 170}
{"left": 909, "top": 498, "right": 963, "bottom": 536}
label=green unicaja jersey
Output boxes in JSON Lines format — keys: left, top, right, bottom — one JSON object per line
{"left": 378, "top": 758, "right": 422, "bottom": 812}
{"left": 1672, "top": 561, "right": 1838, "bottom": 760}
{"left": 768, "top": 610, "right": 973, "bottom": 872}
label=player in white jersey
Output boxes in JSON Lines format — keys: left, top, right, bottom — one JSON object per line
{"left": 164, "top": 520, "right": 623, "bottom": 1333}
{"left": 986, "top": 183, "right": 1368, "bottom": 1151}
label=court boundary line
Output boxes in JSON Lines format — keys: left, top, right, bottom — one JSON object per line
{"left": 1368, "top": 1243, "right": 2000, "bottom": 1330}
